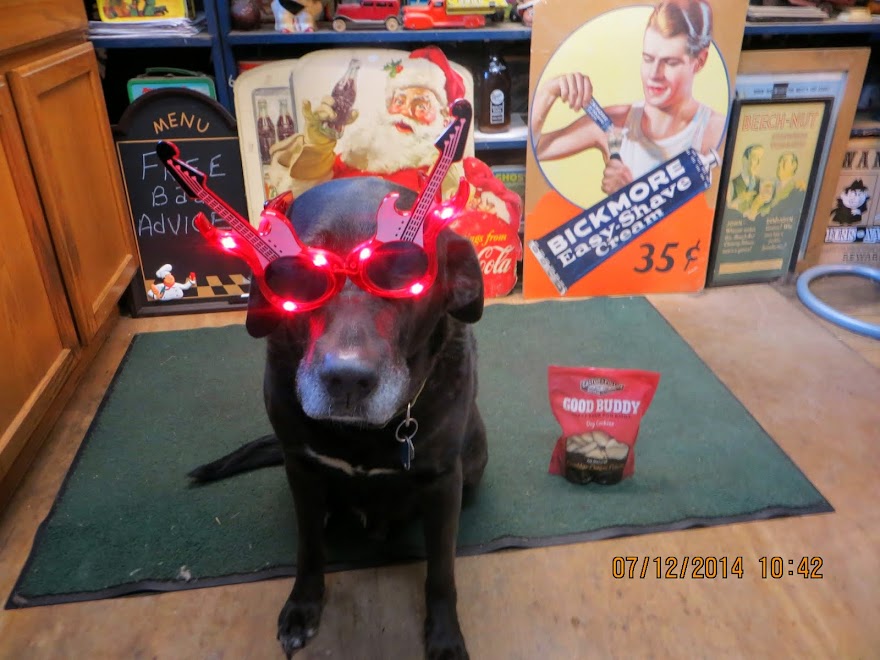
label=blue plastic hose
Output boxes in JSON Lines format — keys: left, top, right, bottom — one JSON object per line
{"left": 796, "top": 264, "right": 880, "bottom": 339}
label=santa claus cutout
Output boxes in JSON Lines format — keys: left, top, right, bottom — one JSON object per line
{"left": 237, "top": 47, "right": 522, "bottom": 297}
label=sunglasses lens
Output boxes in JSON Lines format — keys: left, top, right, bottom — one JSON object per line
{"left": 264, "top": 255, "right": 334, "bottom": 304}
{"left": 365, "top": 241, "right": 429, "bottom": 292}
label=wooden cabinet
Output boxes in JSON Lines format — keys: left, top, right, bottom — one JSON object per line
{"left": 0, "top": 7, "right": 138, "bottom": 507}
{"left": 0, "top": 80, "right": 80, "bottom": 484}
{"left": 0, "top": 1, "right": 86, "bottom": 56}
{"left": 9, "top": 43, "right": 137, "bottom": 343}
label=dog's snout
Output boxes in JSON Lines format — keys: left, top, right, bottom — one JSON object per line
{"left": 319, "top": 354, "right": 379, "bottom": 401}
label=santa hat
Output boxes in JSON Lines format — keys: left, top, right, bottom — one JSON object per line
{"left": 385, "top": 47, "right": 465, "bottom": 110}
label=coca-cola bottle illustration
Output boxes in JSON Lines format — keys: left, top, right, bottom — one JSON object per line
{"left": 276, "top": 99, "right": 295, "bottom": 142}
{"left": 257, "top": 99, "right": 276, "bottom": 164}
{"left": 327, "top": 58, "right": 360, "bottom": 135}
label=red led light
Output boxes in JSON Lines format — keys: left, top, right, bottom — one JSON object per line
{"left": 158, "top": 102, "right": 472, "bottom": 316}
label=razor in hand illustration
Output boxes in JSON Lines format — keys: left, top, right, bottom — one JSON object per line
{"left": 583, "top": 98, "right": 626, "bottom": 160}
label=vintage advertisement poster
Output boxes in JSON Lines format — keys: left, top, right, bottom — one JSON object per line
{"left": 707, "top": 99, "right": 830, "bottom": 285}
{"left": 731, "top": 49, "right": 870, "bottom": 270}
{"left": 815, "top": 136, "right": 880, "bottom": 267}
{"left": 234, "top": 48, "right": 523, "bottom": 297}
{"left": 523, "top": 0, "right": 750, "bottom": 298}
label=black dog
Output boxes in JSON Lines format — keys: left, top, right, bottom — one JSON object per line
{"left": 190, "top": 177, "right": 487, "bottom": 659}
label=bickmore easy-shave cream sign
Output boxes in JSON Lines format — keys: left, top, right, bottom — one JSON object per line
{"left": 523, "top": 0, "right": 749, "bottom": 298}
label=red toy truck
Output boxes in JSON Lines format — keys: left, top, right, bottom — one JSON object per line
{"left": 332, "top": 0, "right": 402, "bottom": 31}
{"left": 403, "top": 0, "right": 508, "bottom": 29}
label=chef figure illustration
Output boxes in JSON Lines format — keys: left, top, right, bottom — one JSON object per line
{"left": 147, "top": 264, "right": 196, "bottom": 301}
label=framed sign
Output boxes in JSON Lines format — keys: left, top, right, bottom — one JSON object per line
{"left": 727, "top": 48, "right": 871, "bottom": 272}
{"left": 817, "top": 136, "right": 880, "bottom": 267}
{"left": 706, "top": 98, "right": 831, "bottom": 286}
{"left": 522, "top": 0, "right": 751, "bottom": 299}
{"left": 114, "top": 89, "right": 251, "bottom": 316}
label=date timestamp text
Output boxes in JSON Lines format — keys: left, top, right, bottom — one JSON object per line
{"left": 611, "top": 556, "right": 824, "bottom": 580}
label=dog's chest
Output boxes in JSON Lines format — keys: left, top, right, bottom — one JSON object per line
{"left": 304, "top": 445, "right": 403, "bottom": 477}
{"left": 300, "top": 425, "right": 416, "bottom": 480}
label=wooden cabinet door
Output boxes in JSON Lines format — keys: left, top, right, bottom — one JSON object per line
{"left": 0, "top": 78, "right": 79, "bottom": 482}
{"left": 8, "top": 42, "right": 137, "bottom": 344}
{"left": 0, "top": 0, "right": 86, "bottom": 57}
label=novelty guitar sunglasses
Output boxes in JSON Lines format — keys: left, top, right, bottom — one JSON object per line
{"left": 155, "top": 98, "right": 472, "bottom": 313}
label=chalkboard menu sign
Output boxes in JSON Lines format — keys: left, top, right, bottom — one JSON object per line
{"left": 114, "top": 89, "right": 250, "bottom": 316}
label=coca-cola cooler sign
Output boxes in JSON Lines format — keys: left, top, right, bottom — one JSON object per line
{"left": 233, "top": 48, "right": 523, "bottom": 297}
{"left": 451, "top": 210, "right": 522, "bottom": 297}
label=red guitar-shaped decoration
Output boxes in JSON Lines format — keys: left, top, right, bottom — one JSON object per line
{"left": 373, "top": 98, "right": 472, "bottom": 247}
{"left": 155, "top": 140, "right": 303, "bottom": 277}
{"left": 155, "top": 99, "right": 473, "bottom": 312}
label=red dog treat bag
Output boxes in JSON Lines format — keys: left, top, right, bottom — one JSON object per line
{"left": 548, "top": 366, "right": 661, "bottom": 484}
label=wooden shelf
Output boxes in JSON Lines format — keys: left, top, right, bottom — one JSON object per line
{"left": 227, "top": 23, "right": 531, "bottom": 46}
{"left": 743, "top": 18, "right": 880, "bottom": 36}
{"left": 88, "top": 18, "right": 880, "bottom": 50}
{"left": 474, "top": 136, "right": 528, "bottom": 151}
{"left": 474, "top": 113, "right": 529, "bottom": 151}
{"left": 89, "top": 32, "right": 213, "bottom": 49}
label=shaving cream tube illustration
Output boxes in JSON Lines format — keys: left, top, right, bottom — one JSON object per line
{"left": 529, "top": 147, "right": 719, "bottom": 295}
{"left": 583, "top": 98, "right": 626, "bottom": 160}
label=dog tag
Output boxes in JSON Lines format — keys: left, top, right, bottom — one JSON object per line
{"left": 395, "top": 404, "right": 418, "bottom": 470}
{"left": 399, "top": 436, "right": 415, "bottom": 470}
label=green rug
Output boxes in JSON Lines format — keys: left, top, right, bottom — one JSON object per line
{"left": 7, "top": 298, "right": 831, "bottom": 608}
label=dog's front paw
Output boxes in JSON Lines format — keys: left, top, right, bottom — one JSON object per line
{"left": 425, "top": 613, "right": 469, "bottom": 660}
{"left": 277, "top": 583, "right": 324, "bottom": 657}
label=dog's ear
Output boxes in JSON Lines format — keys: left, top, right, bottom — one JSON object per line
{"left": 444, "top": 233, "right": 484, "bottom": 324}
{"left": 245, "top": 279, "right": 282, "bottom": 338}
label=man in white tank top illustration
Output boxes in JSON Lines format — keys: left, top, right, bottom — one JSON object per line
{"left": 531, "top": 0, "right": 726, "bottom": 195}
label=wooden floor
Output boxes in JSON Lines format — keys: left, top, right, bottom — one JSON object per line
{"left": 0, "top": 282, "right": 878, "bottom": 659}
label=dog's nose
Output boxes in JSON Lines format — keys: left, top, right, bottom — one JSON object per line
{"left": 319, "top": 353, "right": 379, "bottom": 401}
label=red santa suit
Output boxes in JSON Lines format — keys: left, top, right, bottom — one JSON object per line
{"left": 332, "top": 154, "right": 427, "bottom": 193}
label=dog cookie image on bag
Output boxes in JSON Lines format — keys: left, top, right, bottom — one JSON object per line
{"left": 181, "top": 182, "right": 486, "bottom": 660}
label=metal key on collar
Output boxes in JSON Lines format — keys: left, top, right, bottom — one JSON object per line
{"left": 395, "top": 403, "right": 418, "bottom": 470}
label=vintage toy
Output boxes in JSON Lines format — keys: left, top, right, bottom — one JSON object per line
{"left": 332, "top": 0, "right": 402, "bottom": 31}
{"left": 509, "top": 0, "right": 534, "bottom": 26}
{"left": 231, "top": 0, "right": 263, "bottom": 29}
{"left": 446, "top": 0, "right": 508, "bottom": 20}
{"left": 127, "top": 67, "right": 216, "bottom": 101}
{"left": 403, "top": 0, "right": 509, "bottom": 29}
{"left": 271, "top": 0, "right": 324, "bottom": 32}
